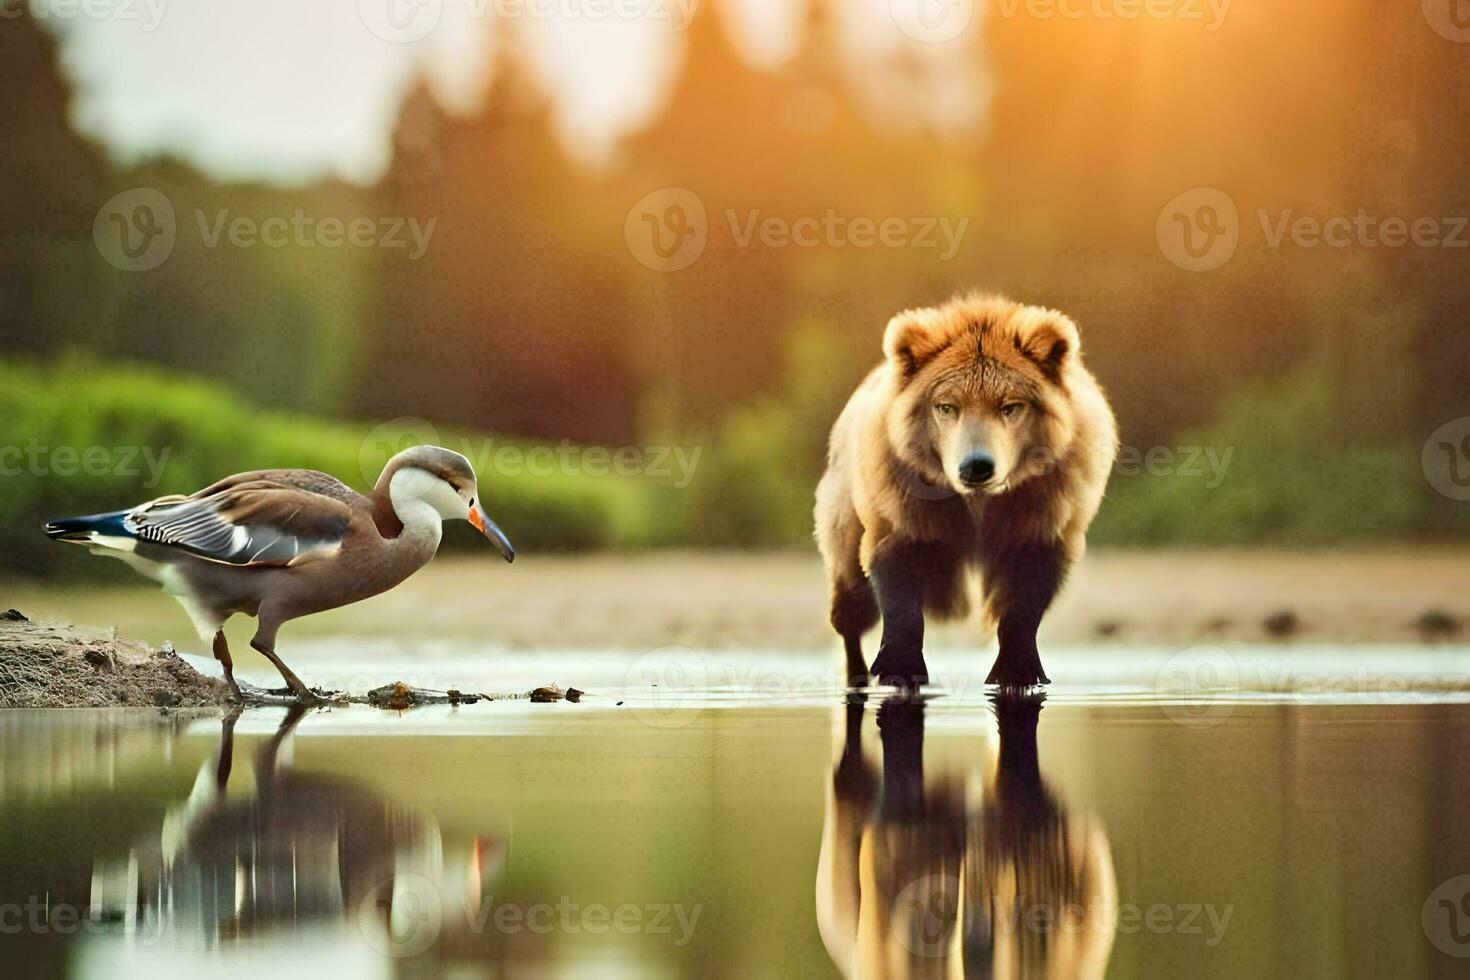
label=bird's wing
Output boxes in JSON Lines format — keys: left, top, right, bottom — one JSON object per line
{"left": 126, "top": 480, "right": 353, "bottom": 567}
{"left": 189, "top": 468, "right": 362, "bottom": 504}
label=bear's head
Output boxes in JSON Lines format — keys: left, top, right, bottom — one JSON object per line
{"left": 883, "top": 294, "right": 1082, "bottom": 498}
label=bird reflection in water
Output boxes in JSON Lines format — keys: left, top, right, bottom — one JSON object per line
{"left": 817, "top": 693, "right": 1117, "bottom": 978}
{"left": 88, "top": 706, "right": 504, "bottom": 955}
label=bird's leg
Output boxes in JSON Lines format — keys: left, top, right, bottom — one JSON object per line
{"left": 212, "top": 630, "right": 242, "bottom": 702}
{"left": 256, "top": 704, "right": 308, "bottom": 783}
{"left": 216, "top": 706, "right": 243, "bottom": 791}
{"left": 249, "top": 637, "right": 320, "bottom": 705}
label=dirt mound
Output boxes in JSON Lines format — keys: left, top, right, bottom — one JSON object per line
{"left": 0, "top": 610, "right": 582, "bottom": 710}
{"left": 0, "top": 610, "right": 231, "bottom": 708}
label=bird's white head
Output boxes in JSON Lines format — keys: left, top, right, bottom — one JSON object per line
{"left": 379, "top": 445, "right": 515, "bottom": 562}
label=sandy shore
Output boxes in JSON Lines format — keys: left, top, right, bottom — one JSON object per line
{"left": 5, "top": 548, "right": 1466, "bottom": 657}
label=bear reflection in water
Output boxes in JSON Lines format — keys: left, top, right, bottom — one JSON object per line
{"left": 89, "top": 706, "right": 504, "bottom": 952}
{"left": 816, "top": 695, "right": 1117, "bottom": 979}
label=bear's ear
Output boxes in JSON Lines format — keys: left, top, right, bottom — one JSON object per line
{"left": 1016, "top": 313, "right": 1079, "bottom": 379}
{"left": 883, "top": 308, "right": 944, "bottom": 379}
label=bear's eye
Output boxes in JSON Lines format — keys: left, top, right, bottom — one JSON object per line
{"left": 1000, "top": 402, "right": 1027, "bottom": 420}
{"left": 934, "top": 403, "right": 959, "bottom": 420}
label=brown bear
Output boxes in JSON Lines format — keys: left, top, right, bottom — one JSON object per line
{"left": 814, "top": 294, "right": 1117, "bottom": 688}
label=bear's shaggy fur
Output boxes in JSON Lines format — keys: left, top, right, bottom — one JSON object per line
{"left": 814, "top": 294, "right": 1118, "bottom": 688}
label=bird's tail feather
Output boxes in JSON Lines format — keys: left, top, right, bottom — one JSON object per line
{"left": 44, "top": 510, "right": 133, "bottom": 543}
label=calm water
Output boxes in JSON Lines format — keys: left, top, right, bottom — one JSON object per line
{"left": 5, "top": 646, "right": 1470, "bottom": 978}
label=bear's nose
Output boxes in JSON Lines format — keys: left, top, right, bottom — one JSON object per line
{"left": 959, "top": 452, "right": 996, "bottom": 486}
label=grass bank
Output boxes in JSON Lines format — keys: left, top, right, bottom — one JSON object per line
{"left": 0, "top": 361, "right": 683, "bottom": 577}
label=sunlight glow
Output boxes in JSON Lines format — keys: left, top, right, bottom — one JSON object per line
{"left": 42, "top": 0, "right": 986, "bottom": 184}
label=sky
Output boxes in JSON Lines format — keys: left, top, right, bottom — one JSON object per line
{"left": 38, "top": 0, "right": 984, "bottom": 185}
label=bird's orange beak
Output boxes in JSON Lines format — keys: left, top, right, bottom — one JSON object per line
{"left": 469, "top": 501, "right": 515, "bottom": 563}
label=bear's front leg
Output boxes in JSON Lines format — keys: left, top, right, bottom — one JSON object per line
{"left": 985, "top": 541, "right": 1069, "bottom": 689}
{"left": 868, "top": 538, "right": 930, "bottom": 689}
{"left": 989, "top": 627, "right": 1051, "bottom": 688}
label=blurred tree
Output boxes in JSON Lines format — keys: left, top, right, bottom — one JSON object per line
{"left": 4, "top": 0, "right": 1465, "bottom": 542}
{"left": 367, "top": 36, "right": 637, "bottom": 442}
{"left": 0, "top": 10, "right": 114, "bottom": 358}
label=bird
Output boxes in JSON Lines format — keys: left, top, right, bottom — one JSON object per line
{"left": 44, "top": 445, "right": 515, "bottom": 703}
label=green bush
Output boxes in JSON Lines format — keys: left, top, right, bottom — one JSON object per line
{"left": 675, "top": 349, "right": 1429, "bottom": 549}
{"left": 679, "top": 402, "right": 815, "bottom": 547}
{"left": 0, "top": 355, "right": 1434, "bottom": 577}
{"left": 1092, "top": 365, "right": 1426, "bottom": 545}
{"left": 677, "top": 318, "right": 867, "bottom": 548}
{"left": 0, "top": 360, "right": 664, "bottom": 577}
